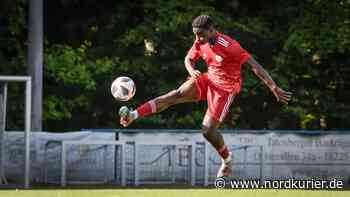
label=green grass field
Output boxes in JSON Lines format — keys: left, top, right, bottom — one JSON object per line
{"left": 0, "top": 189, "right": 348, "bottom": 197}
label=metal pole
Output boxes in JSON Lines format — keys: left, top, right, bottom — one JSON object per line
{"left": 0, "top": 83, "right": 4, "bottom": 184}
{"left": 28, "top": 0, "right": 43, "bottom": 131}
{"left": 103, "top": 145, "right": 108, "bottom": 183}
{"left": 244, "top": 147, "right": 247, "bottom": 178}
{"left": 171, "top": 145, "right": 175, "bottom": 184}
{"left": 2, "top": 83, "right": 7, "bottom": 131}
{"left": 61, "top": 142, "right": 66, "bottom": 187}
{"left": 134, "top": 143, "right": 139, "bottom": 186}
{"left": 114, "top": 132, "right": 119, "bottom": 184}
{"left": 25, "top": 79, "right": 32, "bottom": 188}
{"left": 260, "top": 146, "right": 263, "bottom": 183}
{"left": 191, "top": 143, "right": 195, "bottom": 186}
{"left": 204, "top": 142, "right": 209, "bottom": 186}
{"left": 121, "top": 145, "right": 126, "bottom": 186}
{"left": 1, "top": 83, "right": 7, "bottom": 184}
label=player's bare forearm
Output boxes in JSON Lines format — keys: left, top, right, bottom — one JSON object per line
{"left": 246, "top": 57, "right": 292, "bottom": 104}
{"left": 184, "top": 56, "right": 201, "bottom": 79}
{"left": 246, "top": 57, "right": 276, "bottom": 91}
{"left": 184, "top": 56, "right": 194, "bottom": 73}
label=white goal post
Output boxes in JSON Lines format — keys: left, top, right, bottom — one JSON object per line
{"left": 0, "top": 76, "right": 31, "bottom": 189}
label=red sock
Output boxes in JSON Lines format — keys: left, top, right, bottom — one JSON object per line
{"left": 136, "top": 100, "right": 156, "bottom": 118}
{"left": 218, "top": 146, "right": 230, "bottom": 159}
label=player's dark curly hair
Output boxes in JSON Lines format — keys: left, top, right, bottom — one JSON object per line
{"left": 192, "top": 15, "right": 214, "bottom": 30}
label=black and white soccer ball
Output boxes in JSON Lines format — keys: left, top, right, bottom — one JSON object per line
{"left": 110, "top": 76, "right": 136, "bottom": 101}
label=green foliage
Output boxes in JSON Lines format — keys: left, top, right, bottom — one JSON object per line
{"left": 43, "top": 42, "right": 120, "bottom": 130}
{"left": 273, "top": 0, "right": 350, "bottom": 129}
{"left": 45, "top": 43, "right": 96, "bottom": 90}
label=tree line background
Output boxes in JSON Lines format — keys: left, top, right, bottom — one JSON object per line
{"left": 0, "top": 0, "right": 349, "bottom": 131}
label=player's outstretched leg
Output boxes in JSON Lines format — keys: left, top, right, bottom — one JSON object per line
{"left": 120, "top": 77, "right": 198, "bottom": 127}
{"left": 202, "top": 113, "right": 232, "bottom": 178}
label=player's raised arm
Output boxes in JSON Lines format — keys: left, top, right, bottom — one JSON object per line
{"left": 246, "top": 57, "right": 292, "bottom": 104}
{"left": 184, "top": 37, "right": 202, "bottom": 79}
{"left": 184, "top": 55, "right": 201, "bottom": 79}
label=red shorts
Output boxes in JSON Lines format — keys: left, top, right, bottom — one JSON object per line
{"left": 195, "top": 73, "right": 236, "bottom": 122}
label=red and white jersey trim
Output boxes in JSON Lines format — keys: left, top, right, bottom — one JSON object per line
{"left": 149, "top": 100, "right": 157, "bottom": 113}
{"left": 217, "top": 37, "right": 229, "bottom": 48}
{"left": 219, "top": 93, "right": 235, "bottom": 121}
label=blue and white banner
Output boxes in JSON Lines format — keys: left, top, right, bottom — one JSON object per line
{"left": 1, "top": 130, "right": 350, "bottom": 185}
{"left": 119, "top": 131, "right": 350, "bottom": 184}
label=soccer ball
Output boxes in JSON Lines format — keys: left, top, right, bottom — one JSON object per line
{"left": 110, "top": 76, "right": 136, "bottom": 101}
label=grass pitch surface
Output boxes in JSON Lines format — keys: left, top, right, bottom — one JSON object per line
{"left": 0, "top": 189, "right": 348, "bottom": 197}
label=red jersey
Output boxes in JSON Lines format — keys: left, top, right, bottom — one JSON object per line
{"left": 186, "top": 32, "right": 251, "bottom": 93}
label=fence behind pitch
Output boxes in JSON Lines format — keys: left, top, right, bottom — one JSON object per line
{"left": 1, "top": 129, "right": 350, "bottom": 187}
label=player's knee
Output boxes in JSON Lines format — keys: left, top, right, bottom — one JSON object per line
{"left": 202, "top": 125, "right": 214, "bottom": 139}
{"left": 160, "top": 89, "right": 182, "bottom": 105}
{"left": 170, "top": 89, "right": 185, "bottom": 100}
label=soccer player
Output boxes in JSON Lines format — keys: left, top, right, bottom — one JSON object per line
{"left": 119, "top": 15, "right": 292, "bottom": 178}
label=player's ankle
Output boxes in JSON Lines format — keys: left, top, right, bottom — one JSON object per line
{"left": 218, "top": 145, "right": 230, "bottom": 159}
{"left": 223, "top": 152, "right": 232, "bottom": 164}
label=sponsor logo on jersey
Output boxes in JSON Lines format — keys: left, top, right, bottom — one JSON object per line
{"left": 215, "top": 55, "right": 223, "bottom": 62}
